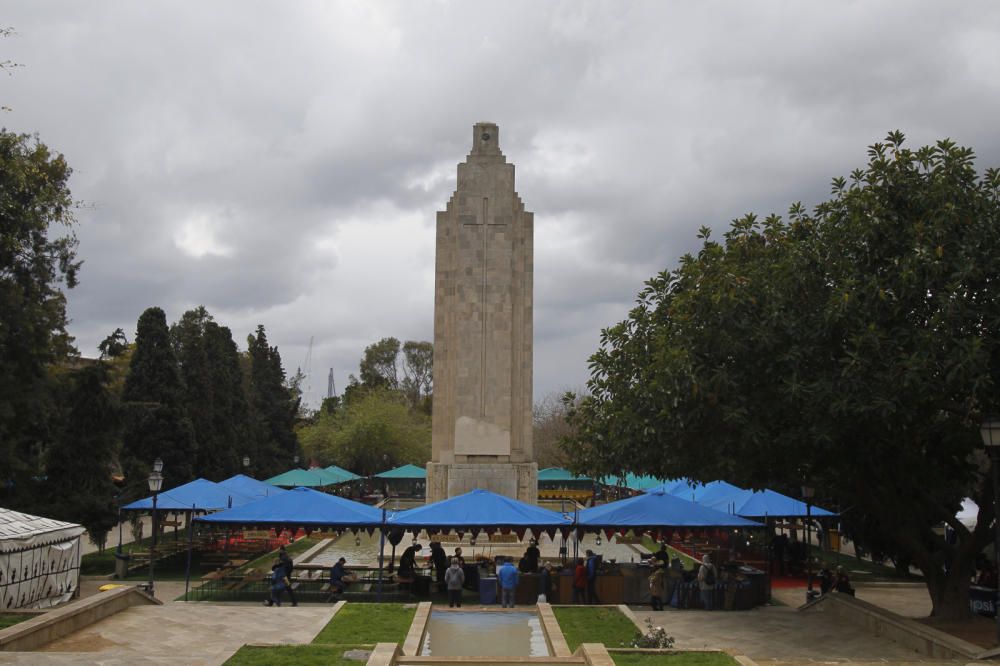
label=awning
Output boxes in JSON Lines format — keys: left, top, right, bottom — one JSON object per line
{"left": 324, "top": 465, "right": 362, "bottom": 483}
{"left": 265, "top": 467, "right": 349, "bottom": 488}
{"left": 218, "top": 474, "right": 286, "bottom": 499}
{"left": 0, "top": 508, "right": 84, "bottom": 553}
{"left": 195, "top": 487, "right": 383, "bottom": 528}
{"left": 387, "top": 489, "right": 571, "bottom": 531}
{"left": 538, "top": 467, "right": 592, "bottom": 482}
{"left": 578, "top": 489, "right": 763, "bottom": 529}
{"left": 122, "top": 478, "right": 255, "bottom": 512}
{"left": 375, "top": 464, "right": 426, "bottom": 480}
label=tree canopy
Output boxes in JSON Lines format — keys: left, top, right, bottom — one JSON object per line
{"left": 565, "top": 132, "right": 1000, "bottom": 618}
{"left": 0, "top": 130, "right": 79, "bottom": 496}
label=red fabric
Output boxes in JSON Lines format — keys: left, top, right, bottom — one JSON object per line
{"left": 574, "top": 564, "right": 587, "bottom": 589}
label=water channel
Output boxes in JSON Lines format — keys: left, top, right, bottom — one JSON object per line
{"left": 420, "top": 610, "right": 550, "bottom": 657}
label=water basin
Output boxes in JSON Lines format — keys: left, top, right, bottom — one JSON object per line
{"left": 421, "top": 610, "right": 549, "bottom": 657}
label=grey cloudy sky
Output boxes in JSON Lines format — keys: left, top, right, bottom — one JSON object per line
{"left": 3, "top": 1, "right": 999, "bottom": 407}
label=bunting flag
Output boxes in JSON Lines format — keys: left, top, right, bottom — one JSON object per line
{"left": 514, "top": 527, "right": 527, "bottom": 541}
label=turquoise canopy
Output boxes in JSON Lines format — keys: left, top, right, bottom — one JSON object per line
{"left": 324, "top": 465, "right": 361, "bottom": 483}
{"left": 265, "top": 467, "right": 350, "bottom": 488}
{"left": 375, "top": 464, "right": 426, "bottom": 480}
{"left": 538, "top": 467, "right": 592, "bottom": 482}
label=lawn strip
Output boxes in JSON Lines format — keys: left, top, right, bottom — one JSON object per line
{"left": 552, "top": 606, "right": 637, "bottom": 651}
{"left": 224, "top": 643, "right": 374, "bottom": 665}
{"left": 311, "top": 602, "right": 415, "bottom": 645}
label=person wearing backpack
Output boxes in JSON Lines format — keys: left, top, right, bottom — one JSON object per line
{"left": 697, "top": 554, "right": 717, "bottom": 610}
{"left": 265, "top": 561, "right": 289, "bottom": 607}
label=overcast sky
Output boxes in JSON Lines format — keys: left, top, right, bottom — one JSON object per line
{"left": 3, "top": 2, "right": 999, "bottom": 408}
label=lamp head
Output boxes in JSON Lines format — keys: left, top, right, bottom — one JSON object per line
{"left": 242, "top": 456, "right": 250, "bottom": 468}
{"left": 152, "top": 458, "right": 164, "bottom": 474}
{"left": 981, "top": 415, "right": 1000, "bottom": 449}
{"left": 148, "top": 470, "right": 163, "bottom": 493}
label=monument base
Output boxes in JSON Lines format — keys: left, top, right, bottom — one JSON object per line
{"left": 426, "top": 462, "right": 538, "bottom": 504}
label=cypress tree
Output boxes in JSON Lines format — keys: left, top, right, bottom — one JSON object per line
{"left": 121, "top": 307, "right": 196, "bottom": 496}
{"left": 247, "top": 325, "right": 298, "bottom": 478}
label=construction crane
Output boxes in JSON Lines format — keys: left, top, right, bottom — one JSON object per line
{"left": 301, "top": 336, "right": 314, "bottom": 402}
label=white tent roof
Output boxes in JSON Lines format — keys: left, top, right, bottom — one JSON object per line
{"left": 0, "top": 507, "right": 84, "bottom": 553}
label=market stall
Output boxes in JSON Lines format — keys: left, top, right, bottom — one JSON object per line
{"left": 0, "top": 508, "right": 84, "bottom": 609}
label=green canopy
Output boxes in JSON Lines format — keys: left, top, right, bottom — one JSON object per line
{"left": 265, "top": 467, "right": 349, "bottom": 488}
{"left": 538, "top": 467, "right": 592, "bottom": 482}
{"left": 375, "top": 464, "right": 426, "bottom": 479}
{"left": 324, "top": 465, "right": 361, "bottom": 483}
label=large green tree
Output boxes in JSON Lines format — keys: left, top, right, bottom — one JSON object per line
{"left": 351, "top": 336, "right": 433, "bottom": 412}
{"left": 44, "top": 362, "right": 120, "bottom": 551}
{"left": 566, "top": 133, "right": 1000, "bottom": 619}
{"left": 0, "top": 131, "right": 79, "bottom": 504}
{"left": 121, "top": 307, "right": 196, "bottom": 496}
{"left": 299, "top": 388, "right": 430, "bottom": 475}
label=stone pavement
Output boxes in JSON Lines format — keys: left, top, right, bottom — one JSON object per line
{"left": 630, "top": 582, "right": 957, "bottom": 664}
{"left": 0, "top": 602, "right": 336, "bottom": 665}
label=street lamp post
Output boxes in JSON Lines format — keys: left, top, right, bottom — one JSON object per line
{"left": 147, "top": 458, "right": 164, "bottom": 597}
{"left": 802, "top": 484, "right": 815, "bottom": 603}
{"left": 980, "top": 415, "right": 1000, "bottom": 642}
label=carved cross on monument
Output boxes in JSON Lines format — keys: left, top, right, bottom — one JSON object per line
{"left": 461, "top": 196, "right": 508, "bottom": 417}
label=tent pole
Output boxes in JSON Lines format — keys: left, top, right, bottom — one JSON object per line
{"left": 377, "top": 508, "right": 386, "bottom": 602}
{"left": 184, "top": 505, "right": 194, "bottom": 602}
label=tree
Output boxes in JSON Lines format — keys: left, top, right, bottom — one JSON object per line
{"left": 121, "top": 307, "right": 196, "bottom": 497}
{"left": 533, "top": 390, "right": 581, "bottom": 469}
{"left": 353, "top": 337, "right": 433, "bottom": 411}
{"left": 299, "top": 388, "right": 430, "bottom": 476}
{"left": 44, "top": 363, "right": 119, "bottom": 551}
{"left": 98, "top": 328, "right": 128, "bottom": 359}
{"left": 247, "top": 325, "right": 299, "bottom": 478}
{"left": 359, "top": 337, "right": 401, "bottom": 390}
{"left": 565, "top": 132, "right": 1000, "bottom": 619}
{"left": 201, "top": 321, "right": 250, "bottom": 478}
{"left": 0, "top": 130, "right": 79, "bottom": 500}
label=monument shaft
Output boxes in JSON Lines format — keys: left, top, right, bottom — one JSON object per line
{"left": 427, "top": 122, "right": 537, "bottom": 503}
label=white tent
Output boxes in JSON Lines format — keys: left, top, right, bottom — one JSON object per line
{"left": 1, "top": 508, "right": 84, "bottom": 610}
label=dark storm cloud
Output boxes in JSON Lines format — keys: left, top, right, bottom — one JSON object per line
{"left": 2, "top": 1, "right": 999, "bottom": 406}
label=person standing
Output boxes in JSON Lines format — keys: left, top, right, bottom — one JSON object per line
{"left": 648, "top": 561, "right": 665, "bottom": 611}
{"left": 585, "top": 549, "right": 601, "bottom": 604}
{"left": 277, "top": 545, "right": 298, "bottom": 606}
{"left": 525, "top": 539, "right": 541, "bottom": 572}
{"left": 538, "top": 562, "right": 553, "bottom": 603}
{"left": 697, "top": 554, "right": 716, "bottom": 610}
{"left": 498, "top": 557, "right": 520, "bottom": 608}
{"left": 444, "top": 557, "right": 465, "bottom": 607}
{"left": 265, "top": 561, "right": 289, "bottom": 607}
{"left": 430, "top": 542, "right": 448, "bottom": 592}
{"left": 398, "top": 543, "right": 422, "bottom": 580}
{"left": 572, "top": 559, "right": 587, "bottom": 604}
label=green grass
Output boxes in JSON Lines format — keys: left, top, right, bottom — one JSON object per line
{"left": 811, "top": 545, "right": 921, "bottom": 581}
{"left": 0, "top": 614, "right": 33, "bottom": 629}
{"left": 224, "top": 644, "right": 375, "bottom": 665}
{"left": 611, "top": 652, "right": 738, "bottom": 666}
{"left": 553, "top": 606, "right": 638, "bottom": 651}
{"left": 312, "top": 603, "right": 415, "bottom": 645}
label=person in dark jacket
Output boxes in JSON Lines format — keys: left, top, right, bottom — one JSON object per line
{"left": 329, "top": 557, "right": 349, "bottom": 594}
{"left": 585, "top": 549, "right": 601, "bottom": 604}
{"left": 265, "top": 561, "right": 288, "bottom": 607}
{"left": 539, "top": 562, "right": 553, "bottom": 603}
{"left": 399, "top": 543, "right": 422, "bottom": 580}
{"left": 429, "top": 542, "right": 448, "bottom": 591}
{"left": 277, "top": 545, "right": 298, "bottom": 606}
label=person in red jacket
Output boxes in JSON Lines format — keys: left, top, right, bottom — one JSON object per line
{"left": 572, "top": 559, "right": 587, "bottom": 604}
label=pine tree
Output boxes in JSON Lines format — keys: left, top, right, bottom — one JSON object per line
{"left": 121, "top": 307, "right": 196, "bottom": 497}
{"left": 201, "top": 321, "right": 249, "bottom": 478}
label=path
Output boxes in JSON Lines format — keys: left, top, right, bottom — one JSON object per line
{"left": 0, "top": 601, "right": 336, "bottom": 665}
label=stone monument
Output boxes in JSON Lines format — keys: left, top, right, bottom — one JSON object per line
{"left": 426, "top": 122, "right": 538, "bottom": 504}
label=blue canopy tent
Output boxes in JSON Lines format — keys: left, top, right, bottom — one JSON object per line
{"left": 195, "top": 487, "right": 383, "bottom": 529}
{"left": 218, "top": 474, "right": 286, "bottom": 500}
{"left": 122, "top": 478, "right": 256, "bottom": 512}
{"left": 578, "top": 489, "right": 763, "bottom": 530}
{"left": 387, "top": 489, "right": 572, "bottom": 539}
{"left": 701, "top": 488, "right": 836, "bottom": 519}
{"left": 664, "top": 480, "right": 747, "bottom": 504}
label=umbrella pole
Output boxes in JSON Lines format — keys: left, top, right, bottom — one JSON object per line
{"left": 183, "top": 506, "right": 194, "bottom": 602}
{"left": 377, "top": 508, "right": 386, "bottom": 602}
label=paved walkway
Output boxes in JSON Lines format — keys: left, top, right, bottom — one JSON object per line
{"left": 0, "top": 602, "right": 337, "bottom": 665}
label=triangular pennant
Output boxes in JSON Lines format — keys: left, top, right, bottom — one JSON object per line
{"left": 514, "top": 527, "right": 527, "bottom": 541}
{"left": 604, "top": 528, "right": 615, "bottom": 541}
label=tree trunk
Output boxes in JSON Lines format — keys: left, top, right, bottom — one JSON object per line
{"left": 927, "top": 559, "right": 975, "bottom": 620}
